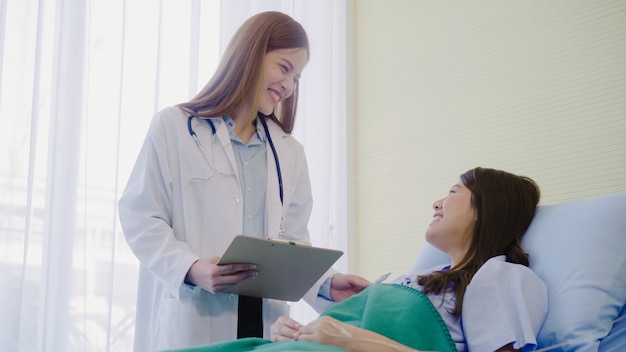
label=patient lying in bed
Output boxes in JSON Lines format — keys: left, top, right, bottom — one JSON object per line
{"left": 169, "top": 167, "right": 548, "bottom": 352}
{"left": 270, "top": 167, "right": 547, "bottom": 352}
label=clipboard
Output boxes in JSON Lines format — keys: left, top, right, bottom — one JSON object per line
{"left": 217, "top": 235, "right": 343, "bottom": 301}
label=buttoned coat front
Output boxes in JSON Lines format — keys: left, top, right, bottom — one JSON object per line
{"left": 119, "top": 107, "right": 335, "bottom": 352}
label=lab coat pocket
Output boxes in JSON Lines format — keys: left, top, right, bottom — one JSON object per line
{"left": 155, "top": 294, "right": 205, "bottom": 350}
{"left": 155, "top": 291, "right": 234, "bottom": 349}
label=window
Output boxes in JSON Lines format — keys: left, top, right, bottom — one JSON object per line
{"left": 0, "top": 0, "right": 350, "bottom": 349}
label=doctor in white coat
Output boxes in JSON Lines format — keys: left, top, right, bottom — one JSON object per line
{"left": 118, "top": 12, "right": 370, "bottom": 352}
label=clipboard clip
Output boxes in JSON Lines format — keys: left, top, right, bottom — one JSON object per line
{"left": 268, "top": 237, "right": 312, "bottom": 247}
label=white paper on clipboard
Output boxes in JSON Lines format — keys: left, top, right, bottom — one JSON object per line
{"left": 217, "top": 235, "right": 343, "bottom": 301}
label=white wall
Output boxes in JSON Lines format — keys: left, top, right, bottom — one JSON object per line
{"left": 353, "top": 0, "right": 626, "bottom": 280}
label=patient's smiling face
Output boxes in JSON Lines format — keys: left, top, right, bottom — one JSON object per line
{"left": 425, "top": 180, "right": 476, "bottom": 266}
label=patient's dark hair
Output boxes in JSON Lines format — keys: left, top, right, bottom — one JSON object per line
{"left": 417, "top": 167, "right": 541, "bottom": 318}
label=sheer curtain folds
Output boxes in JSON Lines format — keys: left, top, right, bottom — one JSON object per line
{"left": 0, "top": 0, "right": 349, "bottom": 350}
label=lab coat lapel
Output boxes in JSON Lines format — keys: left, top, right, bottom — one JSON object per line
{"left": 213, "top": 119, "right": 240, "bottom": 182}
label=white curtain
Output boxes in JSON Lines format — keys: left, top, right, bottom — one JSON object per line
{"left": 0, "top": 0, "right": 349, "bottom": 350}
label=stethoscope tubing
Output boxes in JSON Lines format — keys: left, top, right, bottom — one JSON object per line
{"left": 187, "top": 115, "right": 283, "bottom": 205}
{"left": 260, "top": 118, "right": 283, "bottom": 205}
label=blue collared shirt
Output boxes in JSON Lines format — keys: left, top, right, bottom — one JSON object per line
{"left": 225, "top": 115, "right": 334, "bottom": 301}
{"left": 224, "top": 115, "right": 267, "bottom": 238}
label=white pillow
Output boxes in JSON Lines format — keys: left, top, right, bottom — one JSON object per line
{"left": 523, "top": 192, "right": 626, "bottom": 351}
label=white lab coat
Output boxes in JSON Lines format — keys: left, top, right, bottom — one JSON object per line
{"left": 118, "top": 107, "right": 336, "bottom": 351}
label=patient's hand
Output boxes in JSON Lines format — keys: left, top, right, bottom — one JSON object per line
{"left": 298, "top": 316, "right": 352, "bottom": 345}
{"left": 270, "top": 315, "right": 301, "bottom": 342}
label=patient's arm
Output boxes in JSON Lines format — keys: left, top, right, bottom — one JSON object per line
{"left": 298, "top": 316, "right": 419, "bottom": 352}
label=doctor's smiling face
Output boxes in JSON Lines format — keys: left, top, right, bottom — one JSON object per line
{"left": 426, "top": 181, "right": 476, "bottom": 266}
{"left": 257, "top": 48, "right": 308, "bottom": 116}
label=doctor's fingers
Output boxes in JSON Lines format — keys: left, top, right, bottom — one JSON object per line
{"left": 210, "top": 270, "right": 258, "bottom": 292}
{"left": 202, "top": 270, "right": 256, "bottom": 294}
{"left": 215, "top": 262, "right": 257, "bottom": 275}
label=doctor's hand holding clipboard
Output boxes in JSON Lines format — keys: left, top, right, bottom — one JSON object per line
{"left": 184, "top": 256, "right": 258, "bottom": 295}
{"left": 201, "top": 235, "right": 369, "bottom": 302}
{"left": 184, "top": 253, "right": 371, "bottom": 303}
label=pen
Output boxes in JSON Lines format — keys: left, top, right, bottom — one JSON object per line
{"left": 374, "top": 272, "right": 391, "bottom": 284}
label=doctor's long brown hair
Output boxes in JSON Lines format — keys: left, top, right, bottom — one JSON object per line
{"left": 417, "top": 167, "right": 541, "bottom": 318}
{"left": 177, "top": 11, "right": 309, "bottom": 133}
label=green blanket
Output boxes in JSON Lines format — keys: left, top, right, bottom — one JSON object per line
{"left": 167, "top": 284, "right": 456, "bottom": 352}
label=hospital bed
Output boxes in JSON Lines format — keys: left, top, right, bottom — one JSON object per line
{"left": 410, "top": 192, "right": 626, "bottom": 351}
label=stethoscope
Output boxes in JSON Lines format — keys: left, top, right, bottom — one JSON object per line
{"left": 187, "top": 115, "right": 286, "bottom": 235}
